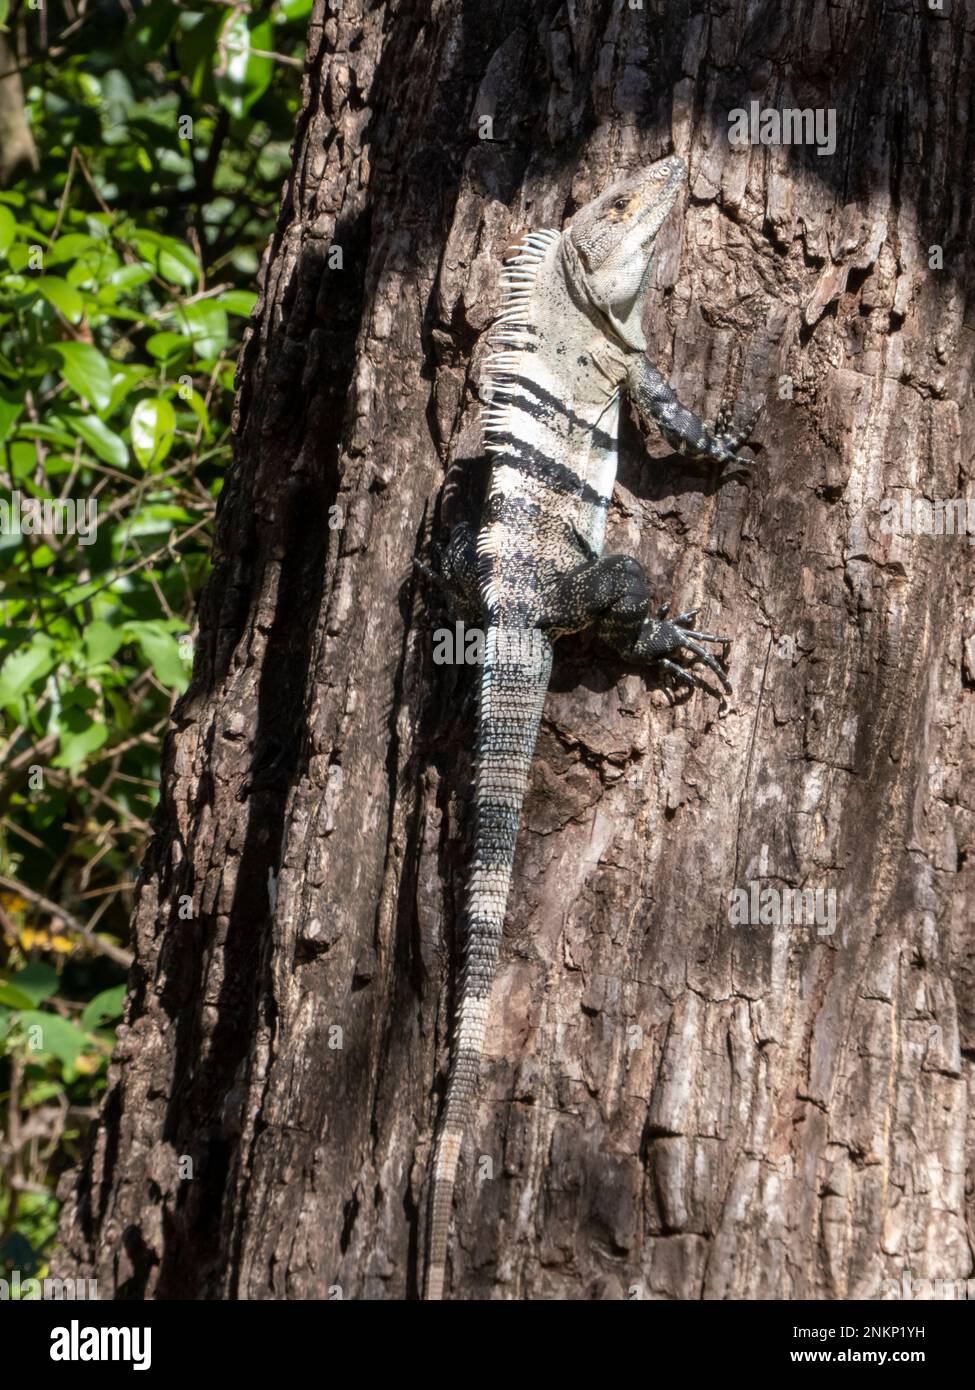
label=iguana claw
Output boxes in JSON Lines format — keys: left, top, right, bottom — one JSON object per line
{"left": 652, "top": 611, "right": 732, "bottom": 695}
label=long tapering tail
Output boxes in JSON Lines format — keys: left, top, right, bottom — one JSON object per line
{"left": 425, "top": 623, "right": 553, "bottom": 1299}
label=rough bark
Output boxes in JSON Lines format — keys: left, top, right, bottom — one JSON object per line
{"left": 0, "top": 31, "right": 39, "bottom": 187}
{"left": 57, "top": 0, "right": 975, "bottom": 1300}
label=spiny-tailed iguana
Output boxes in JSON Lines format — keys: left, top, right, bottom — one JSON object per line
{"left": 422, "top": 155, "right": 760, "bottom": 1299}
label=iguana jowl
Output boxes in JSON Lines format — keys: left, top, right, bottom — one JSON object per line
{"left": 424, "top": 155, "right": 759, "bottom": 1299}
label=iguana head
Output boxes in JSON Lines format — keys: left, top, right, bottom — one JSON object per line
{"left": 563, "top": 155, "right": 687, "bottom": 352}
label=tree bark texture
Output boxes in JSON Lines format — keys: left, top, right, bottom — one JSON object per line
{"left": 58, "top": 0, "right": 975, "bottom": 1300}
{"left": 0, "top": 31, "right": 40, "bottom": 187}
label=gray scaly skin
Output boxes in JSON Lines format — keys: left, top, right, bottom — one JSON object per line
{"left": 422, "top": 155, "right": 760, "bottom": 1300}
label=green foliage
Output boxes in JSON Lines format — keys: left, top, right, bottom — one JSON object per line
{"left": 0, "top": 0, "right": 304, "bottom": 1277}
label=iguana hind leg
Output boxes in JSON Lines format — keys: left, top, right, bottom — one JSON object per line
{"left": 545, "top": 553, "right": 731, "bottom": 695}
{"left": 441, "top": 521, "right": 480, "bottom": 611}
{"left": 414, "top": 521, "right": 481, "bottom": 622}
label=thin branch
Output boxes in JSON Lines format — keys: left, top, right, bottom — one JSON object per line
{"left": 51, "top": 146, "right": 79, "bottom": 241}
{"left": 247, "top": 47, "right": 305, "bottom": 69}
{"left": 0, "top": 873, "right": 133, "bottom": 968}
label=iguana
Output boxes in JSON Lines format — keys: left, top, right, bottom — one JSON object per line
{"left": 422, "top": 154, "right": 760, "bottom": 1300}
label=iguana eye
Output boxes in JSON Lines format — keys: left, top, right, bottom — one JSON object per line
{"left": 613, "top": 198, "right": 629, "bottom": 211}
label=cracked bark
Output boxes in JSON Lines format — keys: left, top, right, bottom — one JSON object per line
{"left": 57, "top": 0, "right": 975, "bottom": 1300}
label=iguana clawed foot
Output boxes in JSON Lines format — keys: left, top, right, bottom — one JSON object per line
{"left": 711, "top": 398, "right": 764, "bottom": 469}
{"left": 641, "top": 600, "right": 732, "bottom": 696}
{"left": 627, "top": 356, "right": 764, "bottom": 470}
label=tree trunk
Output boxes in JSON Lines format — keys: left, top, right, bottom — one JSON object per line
{"left": 0, "top": 30, "right": 39, "bottom": 187}
{"left": 57, "top": 0, "right": 975, "bottom": 1300}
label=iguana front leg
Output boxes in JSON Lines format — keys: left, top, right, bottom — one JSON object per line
{"left": 627, "top": 356, "right": 761, "bottom": 467}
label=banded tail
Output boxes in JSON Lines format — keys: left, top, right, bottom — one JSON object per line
{"left": 425, "top": 624, "right": 553, "bottom": 1299}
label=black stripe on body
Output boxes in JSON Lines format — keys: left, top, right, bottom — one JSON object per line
{"left": 502, "top": 375, "right": 617, "bottom": 454}
{"left": 482, "top": 493, "right": 543, "bottom": 526}
{"left": 490, "top": 326, "right": 538, "bottom": 351}
{"left": 487, "top": 433, "right": 610, "bottom": 511}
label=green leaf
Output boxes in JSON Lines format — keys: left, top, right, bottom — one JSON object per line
{"left": 35, "top": 275, "right": 85, "bottom": 324}
{"left": 10, "top": 962, "right": 59, "bottom": 1006}
{"left": 0, "top": 982, "right": 35, "bottom": 1010}
{"left": 174, "top": 299, "right": 228, "bottom": 359}
{"left": 230, "top": 246, "right": 259, "bottom": 276}
{"left": 0, "top": 205, "right": 15, "bottom": 255}
{"left": 53, "top": 342, "right": 113, "bottom": 411}
{"left": 105, "top": 688, "right": 134, "bottom": 731}
{"left": 5, "top": 242, "right": 32, "bottom": 273}
{"left": 81, "top": 985, "right": 126, "bottom": 1031}
{"left": 78, "top": 72, "right": 102, "bottom": 104}
{"left": 279, "top": 0, "right": 314, "bottom": 19}
{"left": 131, "top": 230, "right": 200, "bottom": 288}
{"left": 126, "top": 0, "right": 179, "bottom": 62}
{"left": 215, "top": 11, "right": 274, "bottom": 118}
{"left": 0, "top": 634, "right": 57, "bottom": 709}
{"left": 62, "top": 413, "right": 129, "bottom": 468}
{"left": 130, "top": 396, "right": 176, "bottom": 468}
{"left": 0, "top": 385, "right": 24, "bottom": 442}
{"left": 106, "top": 263, "right": 153, "bottom": 291}
{"left": 65, "top": 246, "right": 119, "bottom": 287}
{"left": 12, "top": 421, "right": 76, "bottom": 448}
{"left": 124, "top": 620, "right": 189, "bottom": 691}
{"left": 108, "top": 363, "right": 154, "bottom": 414}
{"left": 216, "top": 289, "right": 257, "bottom": 317}
{"left": 174, "top": 8, "right": 223, "bottom": 101}
{"left": 21, "top": 1078, "right": 63, "bottom": 1108}
{"left": 8, "top": 439, "right": 35, "bottom": 481}
{"left": 178, "top": 385, "right": 212, "bottom": 439}
{"left": 84, "top": 620, "right": 124, "bottom": 666}
{"left": 52, "top": 708, "right": 110, "bottom": 772}
{"left": 146, "top": 331, "right": 190, "bottom": 362}
{"left": 128, "top": 502, "right": 194, "bottom": 527}
{"left": 45, "top": 233, "right": 100, "bottom": 267}
{"left": 15, "top": 1011, "right": 87, "bottom": 1067}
